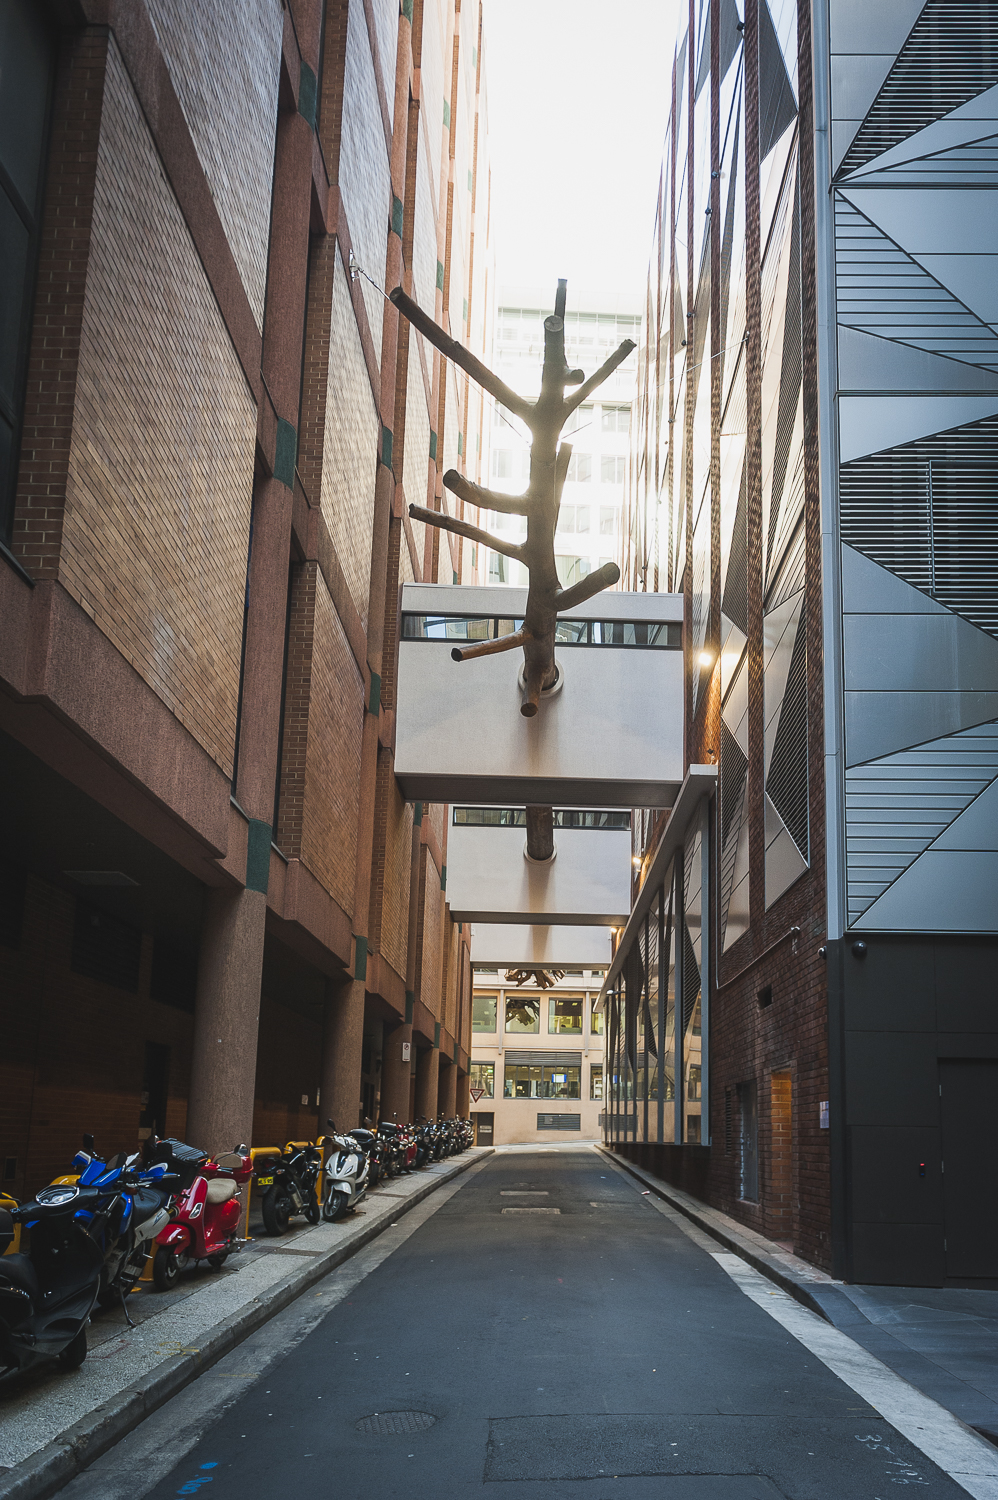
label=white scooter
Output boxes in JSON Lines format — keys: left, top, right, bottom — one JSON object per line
{"left": 321, "top": 1119, "right": 370, "bottom": 1221}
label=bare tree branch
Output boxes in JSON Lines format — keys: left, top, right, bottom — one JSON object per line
{"left": 556, "top": 560, "right": 622, "bottom": 612}
{"left": 390, "top": 288, "right": 532, "bottom": 421}
{"left": 407, "top": 503, "right": 525, "bottom": 562}
{"left": 563, "top": 339, "right": 637, "bottom": 415}
{"left": 443, "top": 469, "right": 533, "bottom": 516}
{"left": 450, "top": 628, "right": 529, "bottom": 663}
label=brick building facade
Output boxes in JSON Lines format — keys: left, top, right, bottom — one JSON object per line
{"left": 0, "top": 0, "right": 490, "bottom": 1196}
{"left": 605, "top": 0, "right": 998, "bottom": 1288}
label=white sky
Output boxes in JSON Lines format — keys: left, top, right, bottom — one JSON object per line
{"left": 481, "top": 0, "right": 680, "bottom": 310}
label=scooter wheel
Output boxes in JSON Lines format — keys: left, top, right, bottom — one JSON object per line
{"left": 262, "top": 1187, "right": 292, "bottom": 1236}
{"left": 207, "top": 1250, "right": 229, "bottom": 1271}
{"left": 59, "top": 1325, "right": 87, "bottom": 1370}
{"left": 153, "top": 1246, "right": 181, "bottom": 1291}
{"left": 322, "top": 1187, "right": 349, "bottom": 1222}
{"left": 306, "top": 1196, "right": 321, "bottom": 1225}
{"left": 96, "top": 1283, "right": 120, "bottom": 1309}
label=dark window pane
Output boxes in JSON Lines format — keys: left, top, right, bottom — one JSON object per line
{"left": 0, "top": 196, "right": 30, "bottom": 408}
{"left": 0, "top": 1, "right": 52, "bottom": 207}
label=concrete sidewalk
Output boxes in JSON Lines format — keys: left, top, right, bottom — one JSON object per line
{"left": 0, "top": 1148, "right": 491, "bottom": 1500}
{"left": 602, "top": 1146, "right": 998, "bottom": 1451}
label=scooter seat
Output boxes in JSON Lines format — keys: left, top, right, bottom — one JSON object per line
{"left": 205, "top": 1178, "right": 236, "bottom": 1205}
{"left": 0, "top": 1253, "right": 39, "bottom": 1297}
{"left": 130, "top": 1186, "right": 169, "bottom": 1225}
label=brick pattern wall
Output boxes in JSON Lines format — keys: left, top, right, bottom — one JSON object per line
{"left": 12, "top": 29, "right": 108, "bottom": 579}
{"left": 320, "top": 250, "right": 381, "bottom": 628}
{"left": 57, "top": 41, "right": 256, "bottom": 778}
{"left": 339, "top": 0, "right": 391, "bottom": 370}
{"left": 144, "top": 0, "right": 283, "bottom": 328}
{"left": 368, "top": 749, "right": 413, "bottom": 979}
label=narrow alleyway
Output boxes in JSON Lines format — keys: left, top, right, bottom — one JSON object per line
{"left": 64, "top": 1150, "right": 980, "bottom": 1499}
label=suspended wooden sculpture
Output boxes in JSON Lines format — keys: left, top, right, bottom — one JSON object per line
{"left": 390, "top": 278, "right": 635, "bottom": 859}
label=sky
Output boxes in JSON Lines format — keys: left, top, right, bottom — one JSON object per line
{"left": 481, "top": 0, "right": 680, "bottom": 310}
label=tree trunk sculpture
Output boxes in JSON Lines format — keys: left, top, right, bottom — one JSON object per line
{"left": 390, "top": 279, "right": 635, "bottom": 858}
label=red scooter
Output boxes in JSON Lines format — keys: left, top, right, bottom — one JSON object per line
{"left": 146, "top": 1138, "right": 252, "bottom": 1291}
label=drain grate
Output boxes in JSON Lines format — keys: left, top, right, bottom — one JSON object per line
{"left": 355, "top": 1410, "right": 437, "bottom": 1435}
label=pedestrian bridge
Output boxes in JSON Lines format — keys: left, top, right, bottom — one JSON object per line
{"left": 394, "top": 584, "right": 684, "bottom": 808}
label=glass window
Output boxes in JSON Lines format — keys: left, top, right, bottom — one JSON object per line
{"left": 575, "top": 505, "right": 590, "bottom": 534}
{"left": 600, "top": 505, "right": 619, "bottom": 536}
{"left": 469, "top": 1061, "right": 494, "bottom": 1096}
{"left": 601, "top": 455, "right": 626, "bottom": 484}
{"left": 590, "top": 1063, "right": 604, "bottom": 1100}
{"left": 566, "top": 452, "right": 591, "bottom": 482}
{"left": 503, "top": 1059, "right": 581, "bottom": 1098}
{"left": 492, "top": 449, "right": 513, "bottom": 478}
{"left": 0, "top": 1, "right": 55, "bottom": 542}
{"left": 548, "top": 996, "right": 583, "bottom": 1034}
{"left": 591, "top": 1000, "right": 604, "bottom": 1035}
{"left": 591, "top": 621, "right": 681, "bottom": 647}
{"left": 601, "top": 405, "right": 630, "bottom": 434}
{"left": 558, "top": 505, "right": 575, "bottom": 533}
{"left": 472, "top": 993, "right": 497, "bottom": 1031}
{"left": 556, "top": 555, "right": 592, "bottom": 588}
{"left": 554, "top": 618, "right": 588, "bottom": 644}
{"left": 504, "top": 995, "right": 540, "bottom": 1033}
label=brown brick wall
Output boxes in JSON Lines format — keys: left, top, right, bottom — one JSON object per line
{"left": 51, "top": 42, "right": 256, "bottom": 778}
{"left": 280, "top": 568, "right": 364, "bottom": 914}
{"left": 144, "top": 0, "right": 283, "bottom": 328}
{"left": 368, "top": 748, "right": 413, "bottom": 980}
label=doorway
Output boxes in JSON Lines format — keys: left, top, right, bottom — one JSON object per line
{"left": 767, "top": 1068, "right": 793, "bottom": 1243}
{"left": 473, "top": 1112, "right": 494, "bottom": 1146}
{"left": 139, "top": 1042, "right": 170, "bottom": 1142}
{"left": 940, "top": 1059, "right": 998, "bottom": 1279}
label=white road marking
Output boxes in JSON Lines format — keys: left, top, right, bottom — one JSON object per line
{"left": 711, "top": 1251, "right": 998, "bottom": 1500}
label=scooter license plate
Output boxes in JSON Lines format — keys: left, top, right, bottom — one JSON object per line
{"left": 256, "top": 1176, "right": 274, "bottom": 1186}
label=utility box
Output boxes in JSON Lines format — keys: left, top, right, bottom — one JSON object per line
{"left": 445, "top": 809, "right": 632, "bottom": 925}
{"left": 395, "top": 584, "right": 684, "bottom": 806}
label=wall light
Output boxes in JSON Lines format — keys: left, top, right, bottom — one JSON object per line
{"left": 632, "top": 856, "right": 642, "bottom": 868}
{"left": 697, "top": 650, "right": 715, "bottom": 668}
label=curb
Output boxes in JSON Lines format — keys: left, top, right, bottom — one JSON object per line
{"left": 0, "top": 1149, "right": 492, "bottom": 1500}
{"left": 597, "top": 1145, "right": 838, "bottom": 1322}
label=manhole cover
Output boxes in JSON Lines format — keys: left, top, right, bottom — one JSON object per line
{"left": 355, "top": 1411, "right": 437, "bottom": 1435}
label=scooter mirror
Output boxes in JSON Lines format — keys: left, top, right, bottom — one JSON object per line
{"left": 326, "top": 1119, "right": 335, "bottom": 1129}
{"left": 83, "top": 1133, "right": 94, "bottom": 1153}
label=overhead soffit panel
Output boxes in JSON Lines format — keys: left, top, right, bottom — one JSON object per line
{"left": 445, "top": 824, "right": 631, "bottom": 927}
{"left": 470, "top": 924, "right": 613, "bottom": 968}
{"left": 838, "top": 397, "right": 998, "bottom": 463}
{"left": 837, "top": 327, "right": 998, "bottom": 395}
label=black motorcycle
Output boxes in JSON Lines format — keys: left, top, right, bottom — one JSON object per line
{"left": 0, "top": 1186, "right": 106, "bottom": 1376}
{"left": 257, "top": 1144, "right": 322, "bottom": 1235}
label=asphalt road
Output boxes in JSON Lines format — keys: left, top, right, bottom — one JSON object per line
{"left": 65, "top": 1148, "right": 974, "bottom": 1499}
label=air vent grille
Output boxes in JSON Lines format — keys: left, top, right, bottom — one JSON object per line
{"left": 840, "top": 0, "right": 998, "bottom": 176}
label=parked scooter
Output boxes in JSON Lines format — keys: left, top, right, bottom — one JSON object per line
{"left": 256, "top": 1142, "right": 322, "bottom": 1235}
{"left": 62, "top": 1138, "right": 176, "bottom": 1316}
{"left": 321, "top": 1121, "right": 370, "bottom": 1221}
{"left": 146, "top": 1138, "right": 252, "bottom": 1290}
{"left": 0, "top": 1185, "right": 106, "bottom": 1376}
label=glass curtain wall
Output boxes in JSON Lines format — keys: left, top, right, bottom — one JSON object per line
{"left": 605, "top": 860, "right": 684, "bottom": 1145}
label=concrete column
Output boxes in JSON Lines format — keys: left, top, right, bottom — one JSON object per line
{"left": 187, "top": 885, "right": 266, "bottom": 1154}
{"left": 414, "top": 1046, "right": 439, "bottom": 1122}
{"left": 320, "top": 977, "right": 365, "bottom": 1132}
{"left": 380, "top": 1020, "right": 412, "bottom": 1125}
{"left": 439, "top": 1056, "right": 457, "bottom": 1118}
